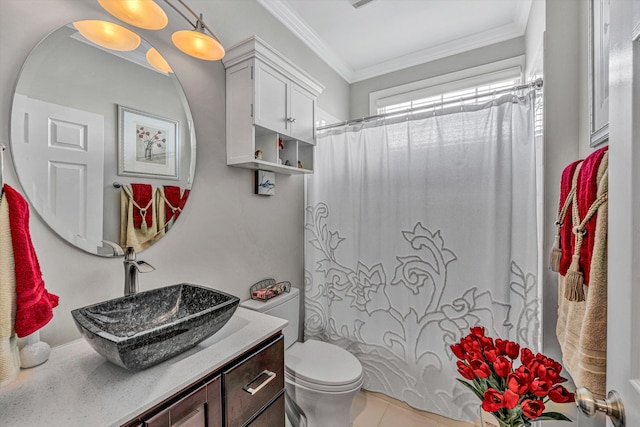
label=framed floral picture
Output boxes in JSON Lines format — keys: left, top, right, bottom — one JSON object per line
{"left": 589, "top": 0, "right": 610, "bottom": 147}
{"left": 118, "top": 105, "right": 179, "bottom": 179}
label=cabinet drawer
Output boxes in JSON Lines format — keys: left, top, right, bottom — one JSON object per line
{"left": 223, "top": 335, "right": 284, "bottom": 427}
{"left": 144, "top": 376, "right": 221, "bottom": 427}
{"left": 247, "top": 392, "right": 285, "bottom": 427}
{"left": 145, "top": 386, "right": 206, "bottom": 427}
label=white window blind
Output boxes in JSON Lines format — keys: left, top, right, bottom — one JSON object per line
{"left": 370, "top": 56, "right": 525, "bottom": 115}
{"left": 377, "top": 75, "right": 520, "bottom": 115}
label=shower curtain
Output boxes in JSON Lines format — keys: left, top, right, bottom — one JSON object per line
{"left": 304, "top": 92, "right": 541, "bottom": 421}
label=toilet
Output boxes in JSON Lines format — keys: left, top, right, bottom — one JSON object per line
{"left": 240, "top": 287, "right": 363, "bottom": 427}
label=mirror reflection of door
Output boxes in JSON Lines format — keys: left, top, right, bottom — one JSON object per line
{"left": 12, "top": 95, "right": 105, "bottom": 253}
{"left": 10, "top": 23, "right": 196, "bottom": 256}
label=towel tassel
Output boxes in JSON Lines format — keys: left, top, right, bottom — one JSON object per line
{"left": 564, "top": 254, "right": 585, "bottom": 301}
{"left": 549, "top": 234, "right": 562, "bottom": 272}
{"left": 551, "top": 186, "right": 575, "bottom": 272}
{"left": 123, "top": 185, "right": 153, "bottom": 232}
{"left": 139, "top": 207, "right": 148, "bottom": 233}
{"left": 564, "top": 192, "right": 608, "bottom": 302}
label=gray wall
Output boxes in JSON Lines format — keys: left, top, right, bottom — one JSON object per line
{"left": 525, "top": 0, "right": 545, "bottom": 79}
{"left": 0, "top": 0, "right": 348, "bottom": 347}
{"left": 349, "top": 37, "right": 525, "bottom": 119}
{"left": 542, "top": 0, "right": 596, "bottom": 362}
{"left": 542, "top": 1, "right": 604, "bottom": 426}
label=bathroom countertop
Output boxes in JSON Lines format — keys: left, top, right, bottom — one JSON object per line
{"left": 0, "top": 307, "right": 287, "bottom": 427}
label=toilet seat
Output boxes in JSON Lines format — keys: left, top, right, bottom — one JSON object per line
{"left": 285, "top": 340, "right": 363, "bottom": 392}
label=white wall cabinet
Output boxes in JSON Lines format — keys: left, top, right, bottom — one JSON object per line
{"left": 223, "top": 36, "right": 324, "bottom": 175}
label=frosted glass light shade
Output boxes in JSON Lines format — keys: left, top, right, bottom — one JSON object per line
{"left": 97, "top": 0, "right": 168, "bottom": 30}
{"left": 73, "top": 20, "right": 141, "bottom": 51}
{"left": 172, "top": 30, "right": 225, "bottom": 61}
{"left": 146, "top": 48, "right": 173, "bottom": 73}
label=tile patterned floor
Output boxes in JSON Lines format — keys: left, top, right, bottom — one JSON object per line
{"left": 350, "top": 390, "right": 478, "bottom": 427}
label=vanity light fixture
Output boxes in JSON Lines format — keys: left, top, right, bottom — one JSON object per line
{"left": 73, "top": 20, "right": 141, "bottom": 51}
{"left": 163, "top": 0, "right": 225, "bottom": 61}
{"left": 146, "top": 47, "right": 173, "bottom": 73}
{"left": 94, "top": 0, "right": 224, "bottom": 61}
{"left": 97, "top": 0, "right": 168, "bottom": 30}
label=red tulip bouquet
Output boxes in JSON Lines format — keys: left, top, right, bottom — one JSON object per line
{"left": 451, "top": 327, "right": 574, "bottom": 427}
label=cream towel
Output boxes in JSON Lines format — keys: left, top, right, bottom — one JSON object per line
{"left": 155, "top": 187, "right": 167, "bottom": 239}
{"left": 556, "top": 153, "right": 608, "bottom": 398}
{"left": 0, "top": 192, "right": 21, "bottom": 387}
{"left": 120, "top": 185, "right": 160, "bottom": 253}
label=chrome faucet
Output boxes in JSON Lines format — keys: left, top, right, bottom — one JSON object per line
{"left": 101, "top": 240, "right": 125, "bottom": 256}
{"left": 123, "top": 247, "right": 155, "bottom": 296}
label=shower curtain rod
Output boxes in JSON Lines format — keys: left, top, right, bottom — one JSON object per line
{"left": 317, "top": 78, "right": 543, "bottom": 131}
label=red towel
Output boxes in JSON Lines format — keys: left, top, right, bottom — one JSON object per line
{"left": 4, "top": 185, "right": 59, "bottom": 338}
{"left": 558, "top": 160, "right": 583, "bottom": 276}
{"left": 575, "top": 146, "right": 608, "bottom": 286}
{"left": 163, "top": 186, "right": 190, "bottom": 221}
{"left": 130, "top": 184, "right": 153, "bottom": 229}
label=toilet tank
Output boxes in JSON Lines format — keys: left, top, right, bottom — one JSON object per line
{"left": 239, "top": 287, "right": 300, "bottom": 349}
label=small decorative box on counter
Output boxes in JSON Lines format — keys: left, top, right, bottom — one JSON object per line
{"left": 250, "top": 279, "right": 291, "bottom": 301}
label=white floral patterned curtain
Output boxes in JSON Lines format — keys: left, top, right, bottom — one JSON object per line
{"left": 304, "top": 92, "right": 541, "bottom": 422}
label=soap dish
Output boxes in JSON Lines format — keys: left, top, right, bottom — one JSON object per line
{"left": 250, "top": 279, "right": 290, "bottom": 301}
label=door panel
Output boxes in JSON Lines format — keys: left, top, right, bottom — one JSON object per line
{"left": 606, "top": 0, "right": 640, "bottom": 425}
{"left": 11, "top": 94, "right": 105, "bottom": 253}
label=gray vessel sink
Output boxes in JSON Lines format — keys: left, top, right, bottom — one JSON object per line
{"left": 71, "top": 283, "right": 240, "bottom": 370}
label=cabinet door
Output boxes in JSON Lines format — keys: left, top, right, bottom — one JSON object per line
{"left": 223, "top": 336, "right": 284, "bottom": 427}
{"left": 206, "top": 375, "right": 222, "bottom": 427}
{"left": 227, "top": 62, "right": 255, "bottom": 165}
{"left": 254, "top": 62, "right": 289, "bottom": 135}
{"left": 290, "top": 84, "right": 316, "bottom": 144}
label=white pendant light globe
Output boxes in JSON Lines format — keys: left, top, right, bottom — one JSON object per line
{"left": 97, "top": 0, "right": 168, "bottom": 30}
{"left": 73, "top": 20, "right": 141, "bottom": 51}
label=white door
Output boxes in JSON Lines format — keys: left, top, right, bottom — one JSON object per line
{"left": 11, "top": 95, "right": 105, "bottom": 253}
{"left": 603, "top": 0, "right": 640, "bottom": 425}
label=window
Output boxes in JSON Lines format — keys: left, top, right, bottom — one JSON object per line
{"left": 369, "top": 56, "right": 525, "bottom": 115}
{"left": 377, "top": 77, "right": 520, "bottom": 115}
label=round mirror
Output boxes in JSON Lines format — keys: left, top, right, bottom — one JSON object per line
{"left": 10, "top": 22, "right": 195, "bottom": 256}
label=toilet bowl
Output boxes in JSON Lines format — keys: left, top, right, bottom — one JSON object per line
{"left": 285, "top": 339, "right": 363, "bottom": 427}
{"left": 239, "top": 288, "right": 363, "bottom": 427}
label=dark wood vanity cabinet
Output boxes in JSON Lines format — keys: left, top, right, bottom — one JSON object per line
{"left": 122, "top": 333, "right": 284, "bottom": 427}
{"left": 222, "top": 333, "right": 285, "bottom": 427}
{"left": 144, "top": 377, "right": 221, "bottom": 427}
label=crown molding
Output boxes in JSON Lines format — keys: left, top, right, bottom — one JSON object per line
{"left": 258, "top": 0, "right": 530, "bottom": 84}
{"left": 256, "top": 0, "right": 353, "bottom": 82}
{"left": 351, "top": 22, "right": 525, "bottom": 82}
{"left": 516, "top": 0, "right": 534, "bottom": 31}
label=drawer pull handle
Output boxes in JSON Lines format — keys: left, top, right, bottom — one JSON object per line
{"left": 243, "top": 370, "right": 276, "bottom": 395}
